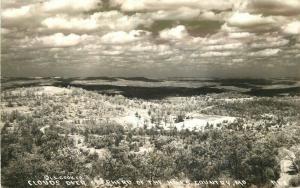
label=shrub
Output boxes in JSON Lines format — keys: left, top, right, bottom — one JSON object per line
{"left": 289, "top": 175, "right": 300, "bottom": 187}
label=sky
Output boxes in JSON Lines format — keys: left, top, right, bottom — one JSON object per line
{"left": 1, "top": 0, "right": 300, "bottom": 78}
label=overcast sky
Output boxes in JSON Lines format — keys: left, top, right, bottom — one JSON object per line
{"left": 1, "top": 0, "right": 300, "bottom": 78}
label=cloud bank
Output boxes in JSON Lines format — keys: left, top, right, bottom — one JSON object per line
{"left": 1, "top": 0, "right": 300, "bottom": 78}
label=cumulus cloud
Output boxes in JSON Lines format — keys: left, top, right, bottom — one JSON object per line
{"left": 247, "top": 0, "right": 300, "bottom": 16}
{"left": 228, "top": 32, "right": 255, "bottom": 39}
{"left": 41, "top": 11, "right": 152, "bottom": 32}
{"left": 249, "top": 48, "right": 281, "bottom": 57}
{"left": 120, "top": 0, "right": 233, "bottom": 11}
{"left": 200, "top": 51, "right": 232, "bottom": 57}
{"left": 282, "top": 21, "right": 300, "bottom": 35}
{"left": 227, "top": 12, "right": 275, "bottom": 28}
{"left": 41, "top": 15, "right": 98, "bottom": 31}
{"left": 199, "top": 11, "right": 223, "bottom": 21}
{"left": 2, "top": 0, "right": 100, "bottom": 21}
{"left": 203, "top": 43, "right": 244, "bottom": 51}
{"left": 42, "top": 0, "right": 100, "bottom": 13}
{"left": 1, "top": 5, "right": 35, "bottom": 19}
{"left": 100, "top": 30, "right": 151, "bottom": 44}
{"left": 149, "top": 7, "right": 200, "bottom": 20}
{"left": 91, "top": 11, "right": 152, "bottom": 31}
{"left": 249, "top": 36, "right": 289, "bottom": 48}
{"left": 159, "top": 25, "right": 189, "bottom": 40}
{"left": 35, "top": 33, "right": 90, "bottom": 47}
{"left": 129, "top": 42, "right": 171, "bottom": 52}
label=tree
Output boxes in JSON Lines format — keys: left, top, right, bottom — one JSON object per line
{"left": 2, "top": 153, "right": 46, "bottom": 188}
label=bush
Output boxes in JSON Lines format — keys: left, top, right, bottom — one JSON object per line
{"left": 289, "top": 175, "right": 300, "bottom": 187}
